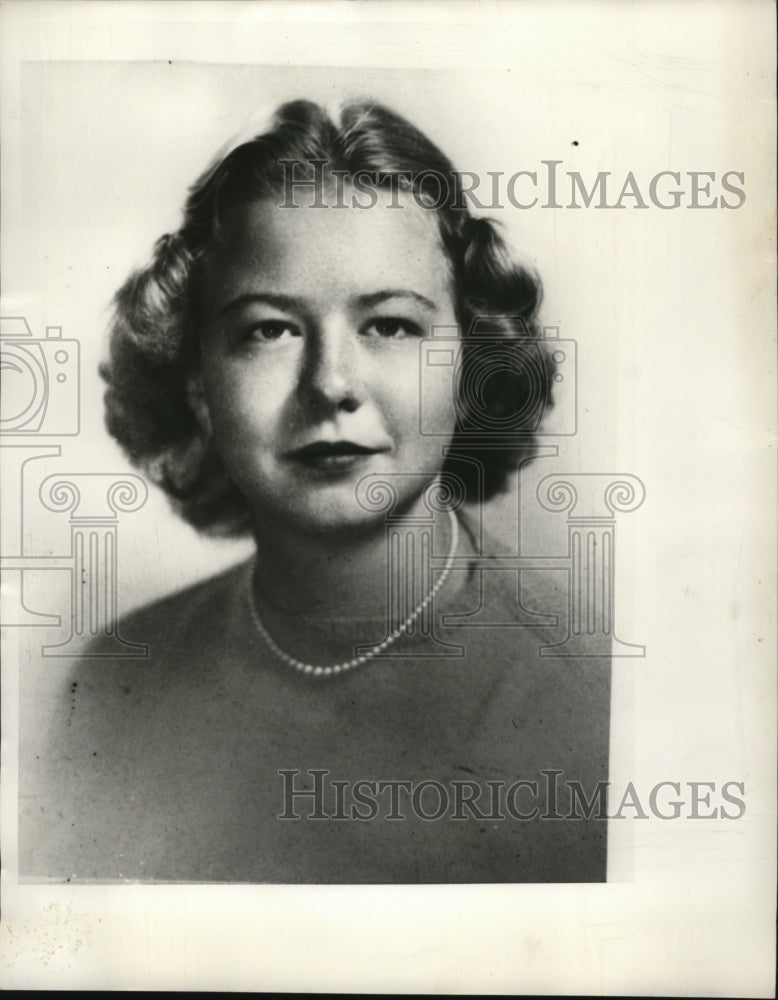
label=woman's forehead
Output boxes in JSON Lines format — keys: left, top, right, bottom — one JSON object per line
{"left": 205, "top": 193, "right": 453, "bottom": 308}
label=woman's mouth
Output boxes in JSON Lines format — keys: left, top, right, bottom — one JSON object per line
{"left": 287, "top": 441, "right": 386, "bottom": 473}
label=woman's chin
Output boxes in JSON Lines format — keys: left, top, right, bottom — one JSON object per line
{"left": 251, "top": 496, "right": 392, "bottom": 540}
{"left": 244, "top": 468, "right": 445, "bottom": 539}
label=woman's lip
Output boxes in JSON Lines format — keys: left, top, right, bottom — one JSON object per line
{"left": 286, "top": 441, "right": 388, "bottom": 471}
{"left": 287, "top": 441, "right": 384, "bottom": 459}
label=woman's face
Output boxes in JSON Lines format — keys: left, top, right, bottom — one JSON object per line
{"left": 196, "top": 190, "right": 459, "bottom": 535}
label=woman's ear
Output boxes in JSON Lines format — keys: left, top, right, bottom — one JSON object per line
{"left": 187, "top": 373, "right": 212, "bottom": 436}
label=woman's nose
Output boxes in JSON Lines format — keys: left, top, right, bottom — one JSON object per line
{"left": 300, "top": 321, "right": 365, "bottom": 412}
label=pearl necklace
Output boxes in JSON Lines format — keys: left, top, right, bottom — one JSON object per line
{"left": 247, "top": 509, "right": 459, "bottom": 678}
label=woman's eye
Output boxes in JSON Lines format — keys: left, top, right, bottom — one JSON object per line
{"left": 247, "top": 321, "right": 300, "bottom": 342}
{"left": 363, "top": 318, "right": 421, "bottom": 339}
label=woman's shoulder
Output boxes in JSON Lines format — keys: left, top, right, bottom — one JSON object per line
{"left": 20, "top": 558, "right": 258, "bottom": 878}
{"left": 115, "top": 557, "right": 253, "bottom": 647}
{"left": 455, "top": 508, "right": 567, "bottom": 625}
{"left": 50, "top": 557, "right": 255, "bottom": 713}
{"left": 88, "top": 561, "right": 251, "bottom": 659}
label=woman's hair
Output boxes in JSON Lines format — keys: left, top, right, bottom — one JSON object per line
{"left": 102, "top": 99, "right": 554, "bottom": 535}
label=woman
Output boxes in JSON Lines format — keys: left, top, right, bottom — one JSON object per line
{"left": 22, "top": 100, "right": 610, "bottom": 883}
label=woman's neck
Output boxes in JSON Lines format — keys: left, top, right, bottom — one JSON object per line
{"left": 249, "top": 505, "right": 458, "bottom": 621}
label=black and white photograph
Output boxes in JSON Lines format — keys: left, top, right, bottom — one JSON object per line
{"left": 1, "top": 0, "right": 775, "bottom": 993}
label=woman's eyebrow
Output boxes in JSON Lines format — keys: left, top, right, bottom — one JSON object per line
{"left": 355, "top": 290, "right": 437, "bottom": 311}
{"left": 218, "top": 289, "right": 438, "bottom": 317}
{"left": 218, "top": 293, "right": 302, "bottom": 317}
